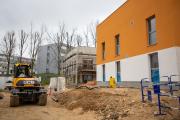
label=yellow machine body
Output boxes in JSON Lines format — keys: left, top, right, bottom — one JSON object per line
{"left": 10, "top": 63, "right": 47, "bottom": 107}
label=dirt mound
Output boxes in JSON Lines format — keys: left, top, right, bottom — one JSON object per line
{"left": 54, "top": 88, "right": 180, "bottom": 120}
{"left": 0, "top": 93, "right": 4, "bottom": 99}
{"left": 55, "top": 89, "right": 137, "bottom": 120}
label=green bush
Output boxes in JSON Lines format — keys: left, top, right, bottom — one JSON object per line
{"left": 0, "top": 89, "right": 4, "bottom": 92}
{"left": 36, "top": 73, "right": 62, "bottom": 85}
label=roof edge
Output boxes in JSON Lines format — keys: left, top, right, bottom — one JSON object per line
{"left": 97, "top": 0, "right": 128, "bottom": 28}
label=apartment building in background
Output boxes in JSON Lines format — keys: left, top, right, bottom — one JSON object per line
{"left": 0, "top": 54, "right": 31, "bottom": 75}
{"left": 36, "top": 44, "right": 67, "bottom": 74}
{"left": 96, "top": 0, "right": 180, "bottom": 87}
{"left": 63, "top": 47, "right": 96, "bottom": 86}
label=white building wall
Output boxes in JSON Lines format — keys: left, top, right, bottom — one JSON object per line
{"left": 176, "top": 47, "right": 180, "bottom": 76}
{"left": 105, "top": 61, "right": 116, "bottom": 81}
{"left": 0, "top": 77, "right": 12, "bottom": 89}
{"left": 97, "top": 65, "right": 103, "bottom": 82}
{"left": 121, "top": 54, "right": 150, "bottom": 82}
{"left": 158, "top": 47, "right": 179, "bottom": 81}
{"left": 96, "top": 47, "right": 180, "bottom": 83}
{"left": 97, "top": 62, "right": 116, "bottom": 82}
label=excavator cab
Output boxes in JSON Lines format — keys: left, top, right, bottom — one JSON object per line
{"left": 14, "top": 64, "right": 31, "bottom": 78}
{"left": 10, "top": 63, "right": 47, "bottom": 107}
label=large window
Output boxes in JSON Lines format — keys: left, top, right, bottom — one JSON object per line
{"left": 149, "top": 53, "right": 159, "bottom": 69}
{"left": 47, "top": 52, "right": 50, "bottom": 64}
{"left": 147, "top": 16, "right": 156, "bottom": 45}
{"left": 115, "top": 34, "right": 120, "bottom": 56}
{"left": 102, "top": 42, "right": 105, "bottom": 60}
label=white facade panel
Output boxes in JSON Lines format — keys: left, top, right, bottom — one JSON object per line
{"left": 158, "top": 47, "right": 180, "bottom": 81}
{"left": 96, "top": 47, "right": 180, "bottom": 83}
{"left": 0, "top": 77, "right": 12, "bottom": 89}
{"left": 96, "top": 61, "right": 116, "bottom": 82}
{"left": 96, "top": 65, "right": 103, "bottom": 81}
{"left": 177, "top": 47, "right": 180, "bottom": 76}
{"left": 105, "top": 61, "right": 116, "bottom": 81}
{"left": 121, "top": 54, "right": 150, "bottom": 82}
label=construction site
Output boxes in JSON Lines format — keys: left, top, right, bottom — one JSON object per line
{"left": 0, "top": 0, "right": 180, "bottom": 120}
{"left": 0, "top": 86, "right": 180, "bottom": 120}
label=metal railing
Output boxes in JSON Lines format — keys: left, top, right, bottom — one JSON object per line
{"left": 140, "top": 75, "right": 180, "bottom": 115}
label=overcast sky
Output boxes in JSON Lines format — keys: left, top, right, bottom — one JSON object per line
{"left": 0, "top": 0, "right": 126, "bottom": 57}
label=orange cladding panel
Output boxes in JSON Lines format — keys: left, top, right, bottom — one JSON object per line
{"left": 97, "top": 0, "right": 180, "bottom": 65}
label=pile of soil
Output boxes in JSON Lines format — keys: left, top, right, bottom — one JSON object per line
{"left": 54, "top": 88, "right": 180, "bottom": 120}
{"left": 54, "top": 89, "right": 140, "bottom": 120}
{"left": 0, "top": 93, "right": 4, "bottom": 99}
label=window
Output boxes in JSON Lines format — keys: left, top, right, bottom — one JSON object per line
{"left": 149, "top": 53, "right": 159, "bottom": 69}
{"left": 47, "top": 46, "right": 50, "bottom": 51}
{"left": 116, "top": 61, "right": 121, "bottom": 82}
{"left": 83, "top": 59, "right": 93, "bottom": 69}
{"left": 147, "top": 16, "right": 156, "bottom": 45}
{"left": 115, "top": 34, "right": 120, "bottom": 55}
{"left": 102, "top": 42, "right": 105, "bottom": 60}
{"left": 102, "top": 64, "right": 105, "bottom": 82}
{"left": 116, "top": 61, "right": 120, "bottom": 73}
{"left": 46, "top": 58, "right": 49, "bottom": 64}
{"left": 46, "top": 68, "right": 49, "bottom": 73}
{"left": 47, "top": 52, "right": 50, "bottom": 64}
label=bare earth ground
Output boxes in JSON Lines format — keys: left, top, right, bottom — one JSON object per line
{"left": 0, "top": 92, "right": 97, "bottom": 120}
{"left": 0, "top": 88, "right": 179, "bottom": 120}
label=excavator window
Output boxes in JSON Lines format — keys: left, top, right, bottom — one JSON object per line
{"left": 14, "top": 65, "right": 32, "bottom": 78}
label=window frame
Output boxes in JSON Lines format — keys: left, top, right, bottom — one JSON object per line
{"left": 102, "top": 42, "right": 105, "bottom": 60}
{"left": 115, "top": 34, "right": 120, "bottom": 56}
{"left": 147, "top": 15, "right": 156, "bottom": 46}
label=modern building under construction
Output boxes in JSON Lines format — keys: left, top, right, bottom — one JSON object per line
{"left": 96, "top": 0, "right": 180, "bottom": 87}
{"left": 63, "top": 47, "right": 96, "bottom": 86}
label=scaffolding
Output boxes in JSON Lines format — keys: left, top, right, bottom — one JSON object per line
{"left": 63, "top": 47, "right": 96, "bottom": 87}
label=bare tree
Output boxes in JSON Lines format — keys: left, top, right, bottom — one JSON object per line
{"left": 47, "top": 24, "right": 66, "bottom": 75}
{"left": 18, "top": 30, "right": 28, "bottom": 62}
{"left": 29, "top": 24, "right": 44, "bottom": 72}
{"left": 89, "top": 21, "right": 99, "bottom": 47}
{"left": 76, "top": 35, "right": 83, "bottom": 47}
{"left": 83, "top": 27, "right": 89, "bottom": 47}
{"left": 65, "top": 29, "right": 76, "bottom": 52}
{"left": 1, "top": 31, "right": 16, "bottom": 75}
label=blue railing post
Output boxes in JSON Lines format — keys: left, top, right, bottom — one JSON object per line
{"left": 169, "top": 75, "right": 173, "bottom": 95}
{"left": 157, "top": 93, "right": 162, "bottom": 115}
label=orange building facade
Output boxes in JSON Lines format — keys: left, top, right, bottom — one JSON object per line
{"left": 96, "top": 0, "right": 180, "bottom": 87}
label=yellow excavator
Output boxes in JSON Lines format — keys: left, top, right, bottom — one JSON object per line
{"left": 10, "top": 63, "right": 47, "bottom": 107}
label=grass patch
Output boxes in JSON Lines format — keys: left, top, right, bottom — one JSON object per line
{"left": 0, "top": 89, "right": 4, "bottom": 92}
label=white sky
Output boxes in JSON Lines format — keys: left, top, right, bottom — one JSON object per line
{"left": 0, "top": 0, "right": 127, "bottom": 57}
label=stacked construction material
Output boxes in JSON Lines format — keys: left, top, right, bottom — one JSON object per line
{"left": 48, "top": 77, "right": 66, "bottom": 93}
